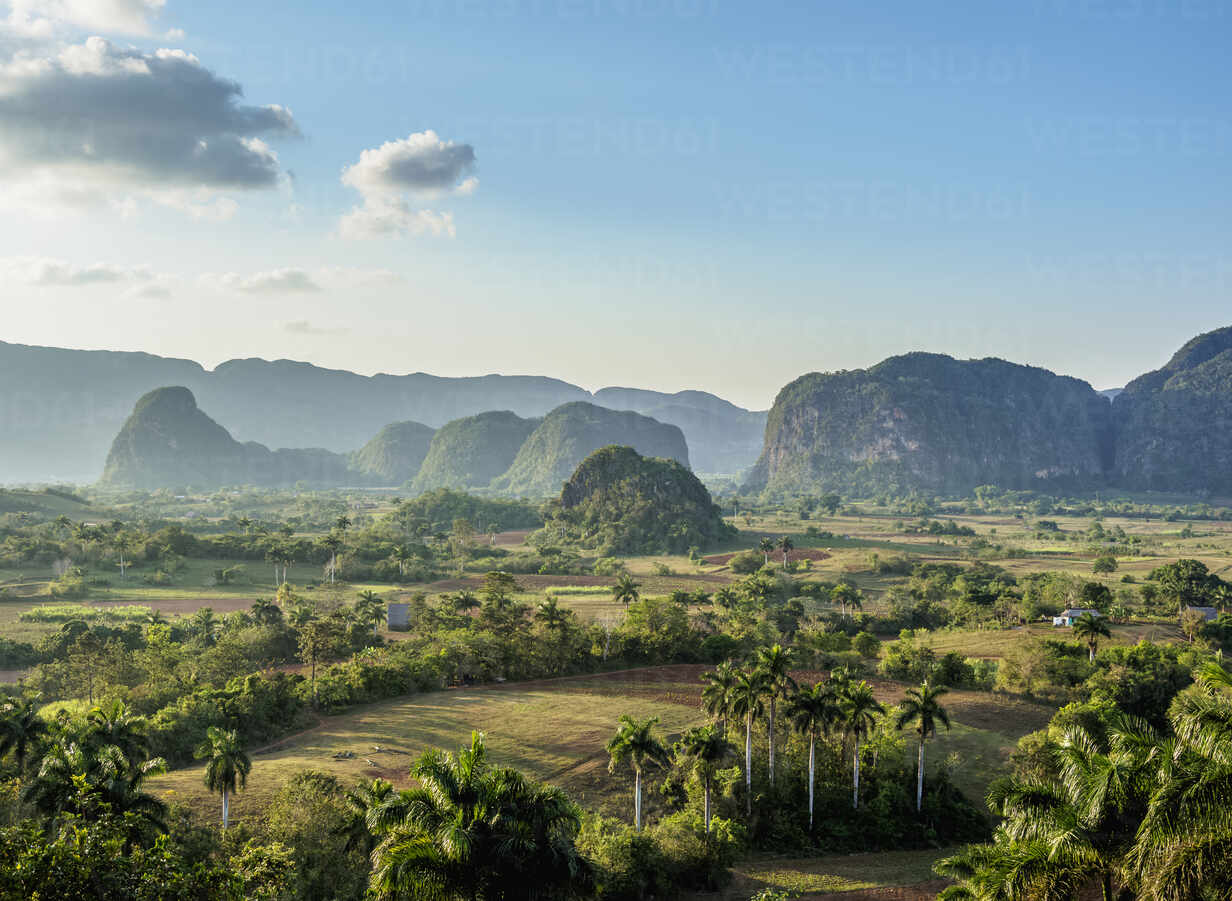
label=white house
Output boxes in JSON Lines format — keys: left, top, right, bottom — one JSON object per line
{"left": 1053, "top": 608, "right": 1103, "bottom": 627}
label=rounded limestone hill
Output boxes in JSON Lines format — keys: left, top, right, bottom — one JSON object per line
{"left": 348, "top": 420, "right": 436, "bottom": 485}
{"left": 98, "top": 386, "right": 254, "bottom": 490}
{"left": 551, "top": 444, "right": 735, "bottom": 555}
{"left": 745, "top": 352, "right": 1114, "bottom": 496}
{"left": 1113, "top": 325, "right": 1232, "bottom": 494}
{"left": 492, "top": 401, "right": 690, "bottom": 498}
{"left": 409, "top": 410, "right": 540, "bottom": 493}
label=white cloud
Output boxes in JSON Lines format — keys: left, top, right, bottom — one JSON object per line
{"left": 4, "top": 0, "right": 168, "bottom": 36}
{"left": 204, "top": 268, "right": 321, "bottom": 295}
{"left": 0, "top": 255, "right": 152, "bottom": 285}
{"left": 0, "top": 36, "right": 298, "bottom": 218}
{"left": 339, "top": 130, "right": 475, "bottom": 239}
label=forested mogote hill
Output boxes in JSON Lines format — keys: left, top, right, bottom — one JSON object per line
{"left": 348, "top": 420, "right": 436, "bottom": 485}
{"left": 1113, "top": 326, "right": 1232, "bottom": 494}
{"left": 492, "top": 402, "right": 689, "bottom": 497}
{"left": 745, "top": 353, "right": 1115, "bottom": 496}
{"left": 99, "top": 387, "right": 357, "bottom": 490}
{"left": 408, "top": 411, "right": 541, "bottom": 494}
{"left": 552, "top": 445, "right": 736, "bottom": 554}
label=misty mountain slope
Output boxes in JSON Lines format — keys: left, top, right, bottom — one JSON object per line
{"left": 590, "top": 386, "right": 767, "bottom": 473}
{"left": 0, "top": 341, "right": 757, "bottom": 483}
{"left": 492, "top": 402, "right": 689, "bottom": 498}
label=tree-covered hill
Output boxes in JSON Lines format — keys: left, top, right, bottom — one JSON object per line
{"left": 1113, "top": 325, "right": 1232, "bottom": 494}
{"left": 348, "top": 420, "right": 436, "bottom": 485}
{"left": 549, "top": 444, "right": 736, "bottom": 554}
{"left": 492, "top": 402, "right": 689, "bottom": 498}
{"left": 745, "top": 353, "right": 1114, "bottom": 496}
{"left": 409, "top": 411, "right": 540, "bottom": 493}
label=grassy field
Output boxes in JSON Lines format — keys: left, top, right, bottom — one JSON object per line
{"left": 715, "top": 848, "right": 948, "bottom": 899}
{"left": 151, "top": 667, "right": 710, "bottom": 825}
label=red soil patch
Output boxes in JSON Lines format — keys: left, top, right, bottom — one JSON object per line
{"left": 492, "top": 530, "right": 531, "bottom": 547}
{"left": 703, "top": 548, "right": 831, "bottom": 566}
{"left": 417, "top": 572, "right": 729, "bottom": 593}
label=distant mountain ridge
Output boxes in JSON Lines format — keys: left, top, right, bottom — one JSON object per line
{"left": 0, "top": 341, "right": 765, "bottom": 482}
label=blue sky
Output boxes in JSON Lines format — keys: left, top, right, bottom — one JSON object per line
{"left": 0, "top": 0, "right": 1228, "bottom": 408}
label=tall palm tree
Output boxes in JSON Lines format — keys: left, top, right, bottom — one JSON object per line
{"left": 728, "top": 668, "right": 766, "bottom": 815}
{"left": 606, "top": 714, "right": 669, "bottom": 831}
{"left": 452, "top": 589, "right": 480, "bottom": 615}
{"left": 355, "top": 589, "right": 385, "bottom": 634}
{"left": 754, "top": 644, "right": 797, "bottom": 785}
{"left": 1071, "top": 612, "right": 1111, "bottom": 662}
{"left": 335, "top": 514, "right": 352, "bottom": 533}
{"left": 113, "top": 531, "right": 136, "bottom": 578}
{"left": 321, "top": 533, "right": 343, "bottom": 583}
{"left": 786, "top": 682, "right": 838, "bottom": 830}
{"left": 941, "top": 714, "right": 1162, "bottom": 901}
{"left": 535, "top": 596, "right": 568, "bottom": 633}
{"left": 1130, "top": 661, "right": 1232, "bottom": 900}
{"left": 196, "top": 725, "right": 251, "bottom": 829}
{"left": 758, "top": 537, "right": 774, "bottom": 565}
{"left": 85, "top": 700, "right": 149, "bottom": 766}
{"left": 391, "top": 544, "right": 414, "bottom": 579}
{"left": 0, "top": 693, "right": 46, "bottom": 771}
{"left": 611, "top": 574, "right": 640, "bottom": 610}
{"left": 675, "top": 725, "right": 733, "bottom": 834}
{"left": 777, "top": 535, "right": 794, "bottom": 566}
{"left": 701, "top": 661, "right": 738, "bottom": 736}
{"left": 895, "top": 680, "right": 952, "bottom": 811}
{"left": 370, "top": 732, "right": 591, "bottom": 901}
{"left": 838, "top": 680, "right": 884, "bottom": 809}
{"left": 338, "top": 777, "right": 395, "bottom": 856}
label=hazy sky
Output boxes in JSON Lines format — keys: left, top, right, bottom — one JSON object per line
{"left": 0, "top": 0, "right": 1228, "bottom": 409}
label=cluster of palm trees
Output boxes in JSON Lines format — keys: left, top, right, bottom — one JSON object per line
{"left": 0, "top": 695, "right": 255, "bottom": 838}
{"left": 937, "top": 660, "right": 1232, "bottom": 901}
{"left": 605, "top": 647, "right": 953, "bottom": 836}
{"left": 343, "top": 732, "right": 593, "bottom": 901}
{"left": 757, "top": 535, "right": 795, "bottom": 567}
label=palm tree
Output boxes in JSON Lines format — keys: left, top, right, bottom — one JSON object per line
{"left": 701, "top": 661, "right": 738, "bottom": 736}
{"left": 941, "top": 715, "right": 1162, "bottom": 901}
{"left": 452, "top": 589, "right": 480, "bottom": 615}
{"left": 675, "top": 725, "right": 733, "bottom": 834}
{"left": 535, "top": 597, "right": 568, "bottom": 633}
{"left": 777, "top": 535, "right": 794, "bottom": 566}
{"left": 754, "top": 644, "right": 797, "bottom": 785}
{"left": 188, "top": 607, "right": 217, "bottom": 645}
{"left": 251, "top": 596, "right": 282, "bottom": 626}
{"left": 786, "top": 682, "right": 838, "bottom": 830}
{"left": 1072, "top": 611, "right": 1111, "bottom": 662}
{"left": 895, "top": 681, "right": 952, "bottom": 811}
{"left": 838, "top": 680, "right": 884, "bottom": 809}
{"left": 85, "top": 700, "right": 149, "bottom": 766}
{"left": 113, "top": 531, "right": 136, "bottom": 578}
{"left": 611, "top": 573, "right": 640, "bottom": 610}
{"left": 370, "top": 732, "right": 592, "bottom": 901}
{"left": 728, "top": 668, "right": 766, "bottom": 815}
{"left": 321, "top": 533, "right": 343, "bottom": 584}
{"left": 335, "top": 514, "right": 352, "bottom": 533}
{"left": 1130, "top": 661, "right": 1232, "bottom": 899}
{"left": 391, "top": 544, "right": 414, "bottom": 579}
{"left": 236, "top": 516, "right": 253, "bottom": 535}
{"left": 338, "top": 777, "right": 395, "bottom": 856}
{"left": 196, "top": 725, "right": 251, "bottom": 829}
{"left": 606, "top": 714, "right": 669, "bottom": 831}
{"left": 0, "top": 693, "right": 46, "bottom": 771}
{"left": 758, "top": 537, "right": 774, "bottom": 565}
{"left": 355, "top": 589, "right": 385, "bottom": 634}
